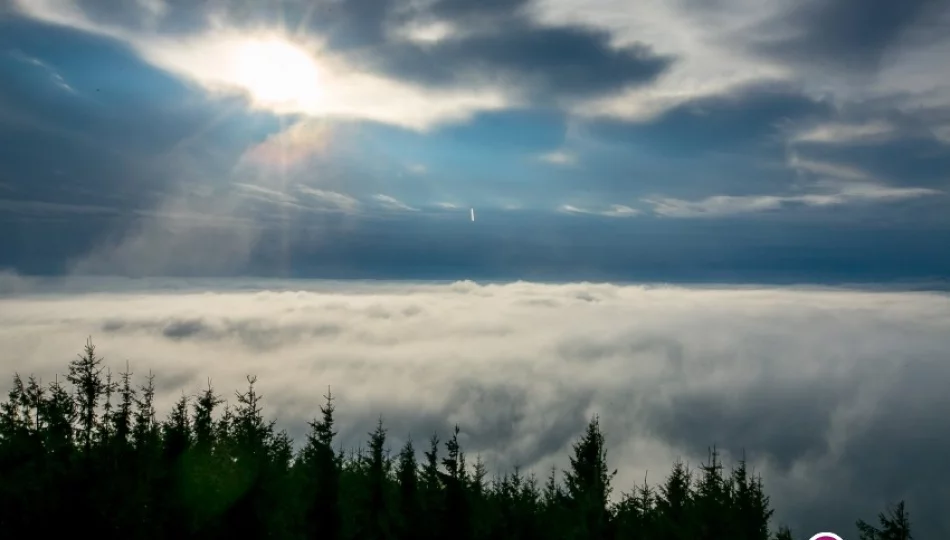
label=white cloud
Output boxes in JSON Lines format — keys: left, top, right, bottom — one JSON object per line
{"left": 8, "top": 49, "right": 76, "bottom": 93}
{"left": 934, "top": 125, "right": 950, "bottom": 144}
{"left": 644, "top": 181, "right": 940, "bottom": 218}
{"left": 532, "top": 0, "right": 795, "bottom": 122}
{"left": 1, "top": 278, "right": 949, "bottom": 535}
{"left": 602, "top": 204, "right": 640, "bottom": 217}
{"left": 11, "top": 0, "right": 513, "bottom": 132}
{"left": 560, "top": 203, "right": 640, "bottom": 217}
{"left": 13, "top": 0, "right": 950, "bottom": 136}
{"left": 238, "top": 120, "right": 334, "bottom": 168}
{"left": 407, "top": 163, "right": 428, "bottom": 175}
{"left": 845, "top": 14, "right": 950, "bottom": 116}
{"left": 538, "top": 150, "right": 578, "bottom": 166}
{"left": 296, "top": 186, "right": 360, "bottom": 212}
{"left": 787, "top": 154, "right": 873, "bottom": 182}
{"left": 644, "top": 194, "right": 784, "bottom": 217}
{"left": 791, "top": 121, "right": 896, "bottom": 145}
{"left": 392, "top": 18, "right": 459, "bottom": 45}
{"left": 233, "top": 183, "right": 302, "bottom": 206}
{"left": 535, "top": 0, "right": 950, "bottom": 129}
{"left": 373, "top": 194, "right": 419, "bottom": 212}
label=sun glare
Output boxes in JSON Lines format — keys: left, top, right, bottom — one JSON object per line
{"left": 232, "top": 37, "right": 323, "bottom": 109}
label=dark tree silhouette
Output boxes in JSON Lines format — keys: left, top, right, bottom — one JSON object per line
{"left": 773, "top": 525, "right": 794, "bottom": 540}
{"left": 0, "top": 340, "right": 916, "bottom": 540}
{"left": 564, "top": 415, "right": 615, "bottom": 539}
{"left": 395, "top": 437, "right": 420, "bottom": 540}
{"left": 857, "top": 500, "right": 913, "bottom": 540}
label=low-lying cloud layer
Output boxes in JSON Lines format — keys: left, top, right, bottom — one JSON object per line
{"left": 2, "top": 278, "right": 949, "bottom": 536}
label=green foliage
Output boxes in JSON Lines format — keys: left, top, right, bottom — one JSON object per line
{"left": 0, "top": 340, "right": 913, "bottom": 540}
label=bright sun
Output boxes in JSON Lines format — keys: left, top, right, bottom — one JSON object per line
{"left": 232, "top": 38, "right": 323, "bottom": 109}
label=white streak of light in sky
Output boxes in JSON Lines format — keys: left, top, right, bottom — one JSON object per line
{"left": 471, "top": 208, "right": 475, "bottom": 222}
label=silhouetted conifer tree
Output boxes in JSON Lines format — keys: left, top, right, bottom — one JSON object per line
{"left": 395, "top": 437, "right": 420, "bottom": 540}
{"left": 297, "top": 387, "right": 341, "bottom": 540}
{"left": 655, "top": 459, "right": 693, "bottom": 540}
{"left": 68, "top": 338, "right": 107, "bottom": 453}
{"left": 442, "top": 425, "right": 471, "bottom": 540}
{"left": 694, "top": 446, "right": 731, "bottom": 540}
{"left": 0, "top": 340, "right": 919, "bottom": 540}
{"left": 356, "top": 417, "right": 393, "bottom": 540}
{"left": 564, "top": 415, "right": 615, "bottom": 539}
{"left": 730, "top": 455, "right": 774, "bottom": 540}
{"left": 773, "top": 525, "right": 794, "bottom": 540}
{"left": 857, "top": 500, "right": 913, "bottom": 540}
{"left": 614, "top": 473, "right": 656, "bottom": 539}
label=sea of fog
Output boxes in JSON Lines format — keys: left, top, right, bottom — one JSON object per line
{"left": 1, "top": 276, "right": 948, "bottom": 537}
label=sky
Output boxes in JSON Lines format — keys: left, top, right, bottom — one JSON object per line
{"left": 2, "top": 277, "right": 950, "bottom": 537}
{"left": 1, "top": 0, "right": 949, "bottom": 281}
{"left": 2, "top": 2, "right": 950, "bottom": 537}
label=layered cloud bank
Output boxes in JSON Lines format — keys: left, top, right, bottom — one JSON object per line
{"left": 2, "top": 278, "right": 949, "bottom": 536}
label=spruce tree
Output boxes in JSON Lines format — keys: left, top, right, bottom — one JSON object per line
{"left": 730, "top": 456, "right": 773, "bottom": 540}
{"left": 396, "top": 437, "right": 420, "bottom": 540}
{"left": 0, "top": 340, "right": 927, "bottom": 540}
{"left": 656, "top": 459, "right": 693, "bottom": 540}
{"left": 112, "top": 364, "right": 135, "bottom": 446}
{"left": 857, "top": 500, "right": 913, "bottom": 540}
{"left": 224, "top": 375, "right": 276, "bottom": 540}
{"left": 564, "top": 415, "right": 615, "bottom": 539}
{"left": 774, "top": 525, "right": 794, "bottom": 540}
{"left": 298, "top": 387, "right": 341, "bottom": 540}
{"left": 67, "top": 338, "right": 107, "bottom": 453}
{"left": 421, "top": 433, "right": 443, "bottom": 540}
{"left": 694, "top": 446, "right": 731, "bottom": 540}
{"left": 442, "top": 425, "right": 471, "bottom": 540}
{"left": 358, "top": 417, "right": 393, "bottom": 540}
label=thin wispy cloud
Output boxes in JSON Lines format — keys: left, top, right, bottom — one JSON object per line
{"left": 560, "top": 204, "right": 639, "bottom": 218}
{"left": 791, "top": 121, "right": 896, "bottom": 145}
{"left": 296, "top": 186, "right": 360, "bottom": 212}
{"left": 407, "top": 163, "right": 428, "bottom": 175}
{"left": 233, "top": 183, "right": 300, "bottom": 207}
{"left": 644, "top": 182, "right": 940, "bottom": 218}
{"left": 8, "top": 49, "right": 75, "bottom": 93}
{"left": 787, "top": 154, "right": 875, "bottom": 182}
{"left": 538, "top": 151, "right": 577, "bottom": 166}
{"left": 373, "top": 194, "right": 418, "bottom": 212}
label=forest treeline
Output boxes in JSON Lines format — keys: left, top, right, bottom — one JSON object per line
{"left": 0, "top": 340, "right": 913, "bottom": 540}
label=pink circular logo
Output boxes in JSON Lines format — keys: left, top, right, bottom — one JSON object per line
{"left": 809, "top": 534, "right": 843, "bottom": 540}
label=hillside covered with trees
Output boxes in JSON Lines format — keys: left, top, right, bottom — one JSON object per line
{"left": 0, "top": 340, "right": 913, "bottom": 539}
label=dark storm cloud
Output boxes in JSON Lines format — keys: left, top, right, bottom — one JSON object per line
{"left": 793, "top": 134, "right": 950, "bottom": 189}
{"left": 381, "top": 24, "right": 670, "bottom": 100}
{"left": 52, "top": 0, "right": 673, "bottom": 101}
{"left": 588, "top": 83, "right": 830, "bottom": 159}
{"left": 754, "top": 0, "right": 949, "bottom": 71}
